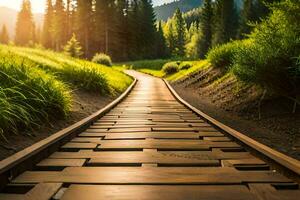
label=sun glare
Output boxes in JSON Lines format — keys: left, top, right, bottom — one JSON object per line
{"left": 0, "top": 0, "right": 46, "bottom": 13}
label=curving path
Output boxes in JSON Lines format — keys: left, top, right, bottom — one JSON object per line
{"left": 0, "top": 71, "right": 299, "bottom": 200}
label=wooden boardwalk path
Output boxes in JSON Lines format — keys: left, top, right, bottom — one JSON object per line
{"left": 0, "top": 71, "right": 299, "bottom": 199}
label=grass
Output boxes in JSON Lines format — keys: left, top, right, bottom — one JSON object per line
{"left": 2, "top": 45, "right": 133, "bottom": 94}
{"left": 122, "top": 59, "right": 210, "bottom": 82}
{"left": 0, "top": 45, "right": 133, "bottom": 138}
{"left": 120, "top": 59, "right": 173, "bottom": 70}
{"left": 0, "top": 50, "right": 71, "bottom": 139}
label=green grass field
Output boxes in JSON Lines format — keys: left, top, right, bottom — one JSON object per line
{"left": 0, "top": 45, "right": 133, "bottom": 138}
{"left": 123, "top": 60, "right": 210, "bottom": 82}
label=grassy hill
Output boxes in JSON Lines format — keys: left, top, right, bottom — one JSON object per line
{"left": 0, "top": 45, "right": 132, "bottom": 138}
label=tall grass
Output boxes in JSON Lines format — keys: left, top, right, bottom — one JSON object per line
{"left": 2, "top": 45, "right": 132, "bottom": 94}
{"left": 0, "top": 51, "right": 71, "bottom": 138}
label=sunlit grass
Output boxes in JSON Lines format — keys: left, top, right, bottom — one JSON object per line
{"left": 166, "top": 60, "right": 210, "bottom": 81}
{"left": 0, "top": 50, "right": 71, "bottom": 138}
{"left": 0, "top": 45, "right": 133, "bottom": 138}
{"left": 3, "top": 45, "right": 133, "bottom": 94}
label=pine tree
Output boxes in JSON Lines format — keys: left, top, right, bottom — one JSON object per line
{"left": 127, "top": 0, "right": 140, "bottom": 60}
{"left": 156, "top": 21, "right": 168, "bottom": 58}
{"left": 42, "top": 0, "right": 54, "bottom": 48}
{"left": 94, "top": 0, "right": 108, "bottom": 54}
{"left": 76, "top": 0, "right": 93, "bottom": 56}
{"left": 139, "top": 0, "right": 157, "bottom": 58}
{"left": 15, "top": 0, "right": 35, "bottom": 45}
{"left": 212, "top": 0, "right": 239, "bottom": 46}
{"left": 64, "top": 33, "right": 83, "bottom": 57}
{"left": 172, "top": 8, "right": 186, "bottom": 57}
{"left": 52, "top": 0, "right": 67, "bottom": 51}
{"left": 199, "top": 0, "right": 213, "bottom": 58}
{"left": 114, "top": 0, "right": 129, "bottom": 60}
{"left": 0, "top": 24, "right": 9, "bottom": 44}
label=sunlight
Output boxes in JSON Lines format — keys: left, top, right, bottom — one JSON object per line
{"left": 0, "top": 0, "right": 46, "bottom": 13}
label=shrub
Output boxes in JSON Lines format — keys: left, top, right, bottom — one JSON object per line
{"left": 122, "top": 59, "right": 172, "bottom": 70}
{"left": 180, "top": 63, "right": 192, "bottom": 70}
{"left": 64, "top": 34, "right": 83, "bottom": 58}
{"left": 206, "top": 40, "right": 244, "bottom": 69}
{"left": 232, "top": 0, "right": 300, "bottom": 97}
{"left": 162, "top": 62, "right": 179, "bottom": 75}
{"left": 0, "top": 52, "right": 71, "bottom": 137}
{"left": 92, "top": 53, "right": 112, "bottom": 66}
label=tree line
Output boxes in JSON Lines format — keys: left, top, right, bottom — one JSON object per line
{"left": 2, "top": 0, "right": 164, "bottom": 61}
{"left": 0, "top": 0, "right": 280, "bottom": 61}
{"left": 162, "top": 0, "right": 277, "bottom": 59}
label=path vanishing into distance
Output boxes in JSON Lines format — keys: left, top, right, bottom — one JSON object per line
{"left": 0, "top": 71, "right": 299, "bottom": 200}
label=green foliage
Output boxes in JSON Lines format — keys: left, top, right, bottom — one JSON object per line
{"left": 207, "top": 40, "right": 247, "bottom": 68}
{"left": 185, "top": 31, "right": 203, "bottom": 59}
{"left": 162, "top": 62, "right": 179, "bottom": 75}
{"left": 154, "top": 0, "right": 203, "bottom": 21}
{"left": 164, "top": 9, "right": 187, "bottom": 57}
{"left": 212, "top": 0, "right": 239, "bottom": 46}
{"left": 199, "top": 0, "right": 213, "bottom": 58}
{"left": 123, "top": 59, "right": 172, "bottom": 70}
{"left": 3, "top": 45, "right": 132, "bottom": 93}
{"left": 64, "top": 34, "right": 83, "bottom": 58}
{"left": 92, "top": 53, "right": 111, "bottom": 67}
{"left": 0, "top": 51, "right": 71, "bottom": 137}
{"left": 232, "top": 0, "right": 300, "bottom": 97}
{"left": 92, "top": 53, "right": 112, "bottom": 67}
{"left": 180, "top": 63, "right": 192, "bottom": 70}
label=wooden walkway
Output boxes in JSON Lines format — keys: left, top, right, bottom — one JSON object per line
{"left": 0, "top": 71, "right": 299, "bottom": 199}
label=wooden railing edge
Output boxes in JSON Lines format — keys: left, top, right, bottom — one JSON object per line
{"left": 164, "top": 79, "right": 300, "bottom": 176}
{"left": 0, "top": 78, "right": 137, "bottom": 176}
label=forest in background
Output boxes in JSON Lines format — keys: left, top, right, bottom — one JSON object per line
{"left": 0, "top": 0, "right": 299, "bottom": 104}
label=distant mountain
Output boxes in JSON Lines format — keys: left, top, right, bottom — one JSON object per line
{"left": 0, "top": 6, "right": 43, "bottom": 40}
{"left": 154, "top": 0, "right": 244, "bottom": 22}
{"left": 154, "top": 0, "right": 203, "bottom": 21}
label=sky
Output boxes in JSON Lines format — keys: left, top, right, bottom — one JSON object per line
{"left": 0, "top": 0, "right": 175, "bottom": 13}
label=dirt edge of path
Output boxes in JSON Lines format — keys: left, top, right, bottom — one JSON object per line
{"left": 172, "top": 84, "right": 300, "bottom": 161}
{"left": 0, "top": 90, "right": 115, "bottom": 161}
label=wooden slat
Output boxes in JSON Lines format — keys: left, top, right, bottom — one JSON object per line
{"left": 97, "top": 140, "right": 240, "bottom": 150}
{"left": 37, "top": 159, "right": 86, "bottom": 167}
{"left": 13, "top": 167, "right": 290, "bottom": 184}
{"left": 61, "top": 185, "right": 257, "bottom": 200}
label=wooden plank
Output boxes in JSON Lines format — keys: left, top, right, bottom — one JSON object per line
{"left": 50, "top": 150, "right": 255, "bottom": 161}
{"left": 25, "top": 183, "right": 62, "bottom": 200}
{"left": 0, "top": 78, "right": 137, "bottom": 177}
{"left": 37, "top": 159, "right": 86, "bottom": 167}
{"left": 164, "top": 79, "right": 300, "bottom": 175}
{"left": 0, "top": 183, "right": 63, "bottom": 200}
{"left": 97, "top": 140, "right": 240, "bottom": 150}
{"left": 249, "top": 184, "right": 300, "bottom": 200}
{"left": 61, "top": 142, "right": 97, "bottom": 149}
{"left": 85, "top": 151, "right": 220, "bottom": 166}
{"left": 61, "top": 185, "right": 257, "bottom": 200}
{"left": 13, "top": 167, "right": 290, "bottom": 184}
{"left": 102, "top": 132, "right": 207, "bottom": 139}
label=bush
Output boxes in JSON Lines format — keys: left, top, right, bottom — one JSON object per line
{"left": 64, "top": 34, "right": 83, "bottom": 58}
{"left": 162, "top": 62, "right": 179, "bottom": 75}
{"left": 232, "top": 0, "right": 300, "bottom": 97}
{"left": 206, "top": 40, "right": 244, "bottom": 69}
{"left": 92, "top": 53, "right": 112, "bottom": 66}
{"left": 180, "top": 63, "right": 192, "bottom": 70}
{"left": 122, "top": 59, "right": 172, "bottom": 70}
{"left": 0, "top": 52, "right": 71, "bottom": 137}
